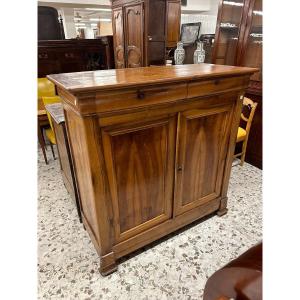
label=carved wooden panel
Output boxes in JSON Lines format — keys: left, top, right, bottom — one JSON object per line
{"left": 124, "top": 4, "right": 143, "bottom": 68}
{"left": 174, "top": 103, "right": 233, "bottom": 215}
{"left": 101, "top": 116, "right": 176, "bottom": 242}
{"left": 112, "top": 8, "right": 125, "bottom": 68}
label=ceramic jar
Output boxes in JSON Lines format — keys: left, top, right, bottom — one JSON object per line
{"left": 174, "top": 42, "right": 185, "bottom": 65}
{"left": 193, "top": 41, "right": 205, "bottom": 64}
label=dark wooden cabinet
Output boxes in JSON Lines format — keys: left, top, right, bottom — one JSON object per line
{"left": 48, "top": 64, "right": 257, "bottom": 275}
{"left": 38, "top": 6, "right": 64, "bottom": 40}
{"left": 38, "top": 37, "right": 114, "bottom": 78}
{"left": 166, "top": 0, "right": 181, "bottom": 48}
{"left": 111, "top": 0, "right": 167, "bottom": 68}
{"left": 212, "top": 0, "right": 262, "bottom": 169}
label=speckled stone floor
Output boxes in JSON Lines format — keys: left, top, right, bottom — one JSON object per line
{"left": 38, "top": 147, "right": 262, "bottom": 300}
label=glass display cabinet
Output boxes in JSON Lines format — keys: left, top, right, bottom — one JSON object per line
{"left": 212, "top": 0, "right": 263, "bottom": 169}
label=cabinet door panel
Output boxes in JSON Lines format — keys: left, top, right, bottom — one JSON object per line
{"left": 124, "top": 4, "right": 143, "bottom": 67}
{"left": 112, "top": 8, "right": 125, "bottom": 68}
{"left": 174, "top": 104, "right": 233, "bottom": 215}
{"left": 166, "top": 0, "right": 181, "bottom": 48}
{"left": 101, "top": 117, "right": 176, "bottom": 242}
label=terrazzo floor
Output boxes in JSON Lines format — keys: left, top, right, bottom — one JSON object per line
{"left": 38, "top": 147, "right": 262, "bottom": 300}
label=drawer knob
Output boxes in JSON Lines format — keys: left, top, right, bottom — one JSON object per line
{"left": 137, "top": 90, "right": 145, "bottom": 99}
{"left": 214, "top": 79, "right": 221, "bottom": 85}
{"left": 177, "top": 166, "right": 183, "bottom": 171}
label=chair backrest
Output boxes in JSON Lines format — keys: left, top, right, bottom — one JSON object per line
{"left": 240, "top": 97, "right": 258, "bottom": 135}
{"left": 38, "top": 78, "right": 56, "bottom": 98}
{"left": 42, "top": 96, "right": 61, "bottom": 132}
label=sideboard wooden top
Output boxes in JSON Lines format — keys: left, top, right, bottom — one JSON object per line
{"left": 47, "top": 64, "right": 257, "bottom": 93}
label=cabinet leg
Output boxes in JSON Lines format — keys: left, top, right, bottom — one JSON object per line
{"left": 217, "top": 197, "right": 228, "bottom": 217}
{"left": 100, "top": 252, "right": 118, "bottom": 276}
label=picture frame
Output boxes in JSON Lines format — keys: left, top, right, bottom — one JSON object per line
{"left": 180, "top": 22, "right": 201, "bottom": 45}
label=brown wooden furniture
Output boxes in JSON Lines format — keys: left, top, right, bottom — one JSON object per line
{"left": 235, "top": 97, "right": 257, "bottom": 165}
{"left": 166, "top": 0, "right": 181, "bottom": 48}
{"left": 45, "top": 103, "right": 82, "bottom": 222}
{"left": 38, "top": 37, "right": 114, "bottom": 78}
{"left": 48, "top": 64, "right": 257, "bottom": 275}
{"left": 204, "top": 242, "right": 262, "bottom": 300}
{"left": 38, "top": 6, "right": 65, "bottom": 40}
{"left": 111, "top": 0, "right": 167, "bottom": 68}
{"left": 212, "top": 0, "right": 262, "bottom": 169}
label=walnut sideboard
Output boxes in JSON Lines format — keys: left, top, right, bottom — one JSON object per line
{"left": 48, "top": 64, "right": 257, "bottom": 275}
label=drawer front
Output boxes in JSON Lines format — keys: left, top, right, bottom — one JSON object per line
{"left": 188, "top": 76, "right": 248, "bottom": 99}
{"left": 92, "top": 83, "right": 188, "bottom": 114}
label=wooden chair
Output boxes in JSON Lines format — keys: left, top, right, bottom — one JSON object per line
{"left": 234, "top": 97, "right": 258, "bottom": 166}
{"left": 42, "top": 96, "right": 62, "bottom": 160}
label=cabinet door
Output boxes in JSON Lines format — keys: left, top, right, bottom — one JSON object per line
{"left": 213, "top": 0, "right": 248, "bottom": 65}
{"left": 124, "top": 3, "right": 144, "bottom": 67}
{"left": 101, "top": 116, "right": 176, "bottom": 242}
{"left": 166, "top": 0, "right": 181, "bottom": 48}
{"left": 112, "top": 7, "right": 125, "bottom": 69}
{"left": 174, "top": 104, "right": 233, "bottom": 216}
{"left": 239, "top": 0, "right": 262, "bottom": 82}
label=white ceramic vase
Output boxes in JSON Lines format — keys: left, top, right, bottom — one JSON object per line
{"left": 193, "top": 41, "right": 205, "bottom": 64}
{"left": 174, "top": 42, "right": 185, "bottom": 65}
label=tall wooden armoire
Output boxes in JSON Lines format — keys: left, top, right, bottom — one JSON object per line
{"left": 166, "top": 0, "right": 181, "bottom": 49}
{"left": 212, "top": 0, "right": 262, "bottom": 169}
{"left": 111, "top": 0, "right": 167, "bottom": 68}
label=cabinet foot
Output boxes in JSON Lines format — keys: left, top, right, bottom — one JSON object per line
{"left": 217, "top": 208, "right": 228, "bottom": 217}
{"left": 100, "top": 252, "right": 118, "bottom": 276}
{"left": 217, "top": 197, "right": 228, "bottom": 217}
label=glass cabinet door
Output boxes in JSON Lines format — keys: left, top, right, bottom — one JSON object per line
{"left": 240, "top": 0, "right": 262, "bottom": 82}
{"left": 214, "top": 0, "right": 246, "bottom": 65}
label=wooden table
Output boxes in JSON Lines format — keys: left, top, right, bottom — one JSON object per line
{"left": 45, "top": 103, "right": 82, "bottom": 222}
{"left": 48, "top": 64, "right": 257, "bottom": 275}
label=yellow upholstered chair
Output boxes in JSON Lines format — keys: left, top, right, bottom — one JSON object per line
{"left": 42, "top": 96, "right": 62, "bottom": 159}
{"left": 38, "top": 78, "right": 56, "bottom": 110}
{"left": 234, "top": 97, "right": 258, "bottom": 166}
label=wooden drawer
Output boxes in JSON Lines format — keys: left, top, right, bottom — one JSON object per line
{"left": 187, "top": 76, "right": 248, "bottom": 99}
{"left": 91, "top": 83, "right": 188, "bottom": 114}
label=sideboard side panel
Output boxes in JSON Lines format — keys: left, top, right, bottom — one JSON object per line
{"left": 64, "top": 107, "right": 115, "bottom": 257}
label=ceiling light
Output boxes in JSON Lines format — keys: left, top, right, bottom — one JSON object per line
{"left": 75, "top": 23, "right": 86, "bottom": 26}
{"left": 85, "top": 8, "right": 111, "bottom": 12}
{"left": 89, "top": 18, "right": 100, "bottom": 21}
{"left": 91, "top": 23, "right": 98, "bottom": 26}
{"left": 99, "top": 18, "right": 111, "bottom": 22}
{"left": 223, "top": 1, "right": 243, "bottom": 7}
{"left": 253, "top": 10, "right": 263, "bottom": 16}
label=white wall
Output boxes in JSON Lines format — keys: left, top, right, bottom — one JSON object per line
{"left": 181, "top": 0, "right": 220, "bottom": 34}
{"left": 181, "top": 0, "right": 210, "bottom": 12}
{"left": 60, "top": 7, "right": 77, "bottom": 38}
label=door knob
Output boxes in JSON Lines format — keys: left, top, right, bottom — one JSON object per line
{"left": 177, "top": 166, "right": 182, "bottom": 171}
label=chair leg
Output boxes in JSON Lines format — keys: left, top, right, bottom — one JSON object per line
{"left": 38, "top": 126, "right": 48, "bottom": 164}
{"left": 240, "top": 152, "right": 245, "bottom": 166}
{"left": 240, "top": 138, "right": 248, "bottom": 166}
{"left": 50, "top": 143, "right": 56, "bottom": 160}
